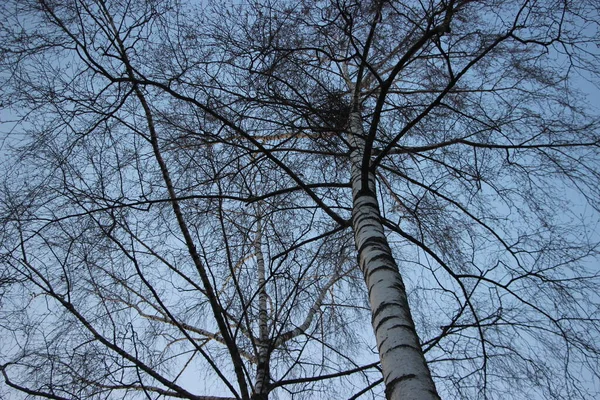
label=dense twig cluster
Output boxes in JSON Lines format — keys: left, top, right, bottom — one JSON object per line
{"left": 1, "top": 0, "right": 599, "bottom": 399}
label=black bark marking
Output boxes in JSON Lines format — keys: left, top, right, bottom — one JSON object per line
{"left": 369, "top": 252, "right": 396, "bottom": 265}
{"left": 390, "top": 280, "right": 407, "bottom": 293}
{"left": 352, "top": 212, "right": 381, "bottom": 229}
{"left": 366, "top": 265, "right": 398, "bottom": 283}
{"left": 367, "top": 277, "right": 388, "bottom": 298}
{"left": 388, "top": 322, "right": 416, "bottom": 333}
{"left": 371, "top": 301, "right": 404, "bottom": 323}
{"left": 375, "top": 315, "right": 414, "bottom": 332}
{"left": 378, "top": 335, "right": 387, "bottom": 352}
{"left": 382, "top": 343, "right": 420, "bottom": 357}
{"left": 353, "top": 186, "right": 376, "bottom": 200}
{"left": 385, "top": 374, "right": 417, "bottom": 399}
{"left": 352, "top": 197, "right": 380, "bottom": 212}
{"left": 358, "top": 236, "right": 388, "bottom": 256}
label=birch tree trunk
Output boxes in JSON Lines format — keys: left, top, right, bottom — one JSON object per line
{"left": 253, "top": 219, "right": 270, "bottom": 400}
{"left": 349, "top": 112, "right": 440, "bottom": 400}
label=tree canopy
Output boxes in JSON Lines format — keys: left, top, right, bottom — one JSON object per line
{"left": 1, "top": 0, "right": 600, "bottom": 399}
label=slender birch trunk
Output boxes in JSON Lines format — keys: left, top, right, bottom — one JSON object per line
{"left": 349, "top": 112, "right": 440, "bottom": 400}
{"left": 253, "top": 220, "right": 270, "bottom": 400}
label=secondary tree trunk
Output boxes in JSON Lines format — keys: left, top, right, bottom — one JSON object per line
{"left": 253, "top": 220, "right": 270, "bottom": 400}
{"left": 349, "top": 112, "right": 440, "bottom": 400}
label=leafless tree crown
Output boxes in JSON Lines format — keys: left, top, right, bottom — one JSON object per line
{"left": 1, "top": 0, "right": 599, "bottom": 399}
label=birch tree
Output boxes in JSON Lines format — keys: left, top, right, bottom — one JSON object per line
{"left": 1, "top": 0, "right": 600, "bottom": 399}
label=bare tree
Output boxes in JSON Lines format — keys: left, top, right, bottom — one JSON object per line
{"left": 1, "top": 0, "right": 600, "bottom": 399}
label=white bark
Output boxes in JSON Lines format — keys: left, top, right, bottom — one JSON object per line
{"left": 253, "top": 221, "right": 270, "bottom": 399}
{"left": 349, "top": 112, "right": 440, "bottom": 400}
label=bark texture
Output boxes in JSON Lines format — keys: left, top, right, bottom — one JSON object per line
{"left": 349, "top": 113, "right": 440, "bottom": 400}
{"left": 253, "top": 222, "right": 270, "bottom": 399}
